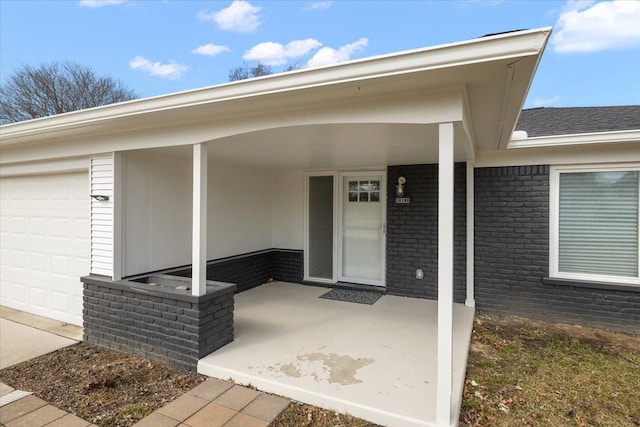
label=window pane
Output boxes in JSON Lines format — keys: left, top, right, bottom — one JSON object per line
{"left": 308, "top": 176, "right": 334, "bottom": 279}
{"left": 559, "top": 171, "right": 639, "bottom": 277}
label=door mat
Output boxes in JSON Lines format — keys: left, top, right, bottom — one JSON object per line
{"left": 319, "top": 288, "right": 383, "bottom": 305}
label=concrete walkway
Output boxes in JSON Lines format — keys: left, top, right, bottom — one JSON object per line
{"left": 0, "top": 319, "right": 78, "bottom": 370}
{"left": 133, "top": 379, "right": 289, "bottom": 427}
{"left": 0, "top": 307, "right": 289, "bottom": 427}
{"left": 1, "top": 377, "right": 289, "bottom": 427}
{"left": 0, "top": 307, "right": 90, "bottom": 426}
{"left": 0, "top": 389, "right": 95, "bottom": 427}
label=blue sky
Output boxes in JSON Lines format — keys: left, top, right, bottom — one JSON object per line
{"left": 1, "top": 0, "right": 639, "bottom": 108}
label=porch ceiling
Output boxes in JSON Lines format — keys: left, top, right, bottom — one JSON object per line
{"left": 205, "top": 122, "right": 471, "bottom": 170}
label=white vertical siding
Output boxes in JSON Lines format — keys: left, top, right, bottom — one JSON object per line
{"left": 90, "top": 154, "right": 114, "bottom": 277}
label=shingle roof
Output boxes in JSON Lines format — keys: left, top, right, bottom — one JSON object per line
{"left": 515, "top": 106, "right": 640, "bottom": 137}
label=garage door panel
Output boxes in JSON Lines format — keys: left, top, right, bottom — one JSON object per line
{"left": 9, "top": 216, "right": 26, "bottom": 234}
{"left": 51, "top": 254, "right": 71, "bottom": 277}
{"left": 0, "top": 172, "right": 89, "bottom": 326}
{"left": 0, "top": 181, "right": 24, "bottom": 200}
{"left": 29, "top": 216, "right": 48, "bottom": 236}
{"left": 51, "top": 217, "right": 72, "bottom": 237}
{"left": 30, "top": 287, "right": 48, "bottom": 308}
{"left": 9, "top": 249, "right": 27, "bottom": 269}
{"left": 27, "top": 251, "right": 49, "bottom": 272}
{"left": 1, "top": 282, "right": 27, "bottom": 305}
{"left": 75, "top": 218, "right": 91, "bottom": 241}
{"left": 51, "top": 291, "right": 71, "bottom": 313}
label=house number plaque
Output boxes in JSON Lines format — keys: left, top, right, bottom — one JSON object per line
{"left": 395, "top": 197, "right": 410, "bottom": 204}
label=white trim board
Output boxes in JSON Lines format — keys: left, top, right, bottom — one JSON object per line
{"left": 509, "top": 129, "right": 640, "bottom": 149}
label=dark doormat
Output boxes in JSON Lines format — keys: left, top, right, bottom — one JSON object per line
{"left": 319, "top": 288, "right": 383, "bottom": 305}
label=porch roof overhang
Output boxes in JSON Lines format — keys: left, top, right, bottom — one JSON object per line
{"left": 0, "top": 27, "right": 551, "bottom": 169}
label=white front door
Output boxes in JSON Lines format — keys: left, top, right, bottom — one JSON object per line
{"left": 338, "top": 172, "right": 386, "bottom": 286}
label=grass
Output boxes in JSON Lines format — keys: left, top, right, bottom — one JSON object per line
{"left": 460, "top": 314, "right": 640, "bottom": 427}
{"left": 117, "top": 403, "right": 155, "bottom": 425}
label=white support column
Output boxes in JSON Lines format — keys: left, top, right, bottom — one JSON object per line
{"left": 436, "top": 122, "right": 454, "bottom": 426}
{"left": 465, "top": 161, "right": 475, "bottom": 307}
{"left": 192, "top": 143, "right": 208, "bottom": 296}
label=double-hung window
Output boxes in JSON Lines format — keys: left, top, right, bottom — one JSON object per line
{"left": 550, "top": 164, "right": 640, "bottom": 285}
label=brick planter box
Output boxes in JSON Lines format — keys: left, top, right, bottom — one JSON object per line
{"left": 81, "top": 274, "right": 236, "bottom": 371}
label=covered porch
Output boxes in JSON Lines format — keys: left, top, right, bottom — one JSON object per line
{"left": 199, "top": 282, "right": 475, "bottom": 427}
{"left": 71, "top": 28, "right": 550, "bottom": 427}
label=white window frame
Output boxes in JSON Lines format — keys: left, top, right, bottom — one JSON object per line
{"left": 550, "top": 163, "right": 640, "bottom": 285}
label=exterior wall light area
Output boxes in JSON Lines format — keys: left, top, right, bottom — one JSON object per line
{"left": 395, "top": 177, "right": 410, "bottom": 204}
{"left": 395, "top": 176, "right": 406, "bottom": 197}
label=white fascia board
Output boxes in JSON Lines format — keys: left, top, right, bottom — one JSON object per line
{"left": 0, "top": 156, "right": 89, "bottom": 177}
{"left": 496, "top": 33, "right": 550, "bottom": 150}
{"left": 0, "top": 27, "right": 551, "bottom": 147}
{"left": 475, "top": 142, "right": 640, "bottom": 167}
{"left": 507, "top": 129, "right": 640, "bottom": 149}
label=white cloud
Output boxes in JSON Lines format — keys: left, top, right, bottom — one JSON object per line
{"left": 129, "top": 56, "right": 188, "bottom": 80}
{"left": 307, "top": 38, "right": 368, "bottom": 67}
{"left": 552, "top": 0, "right": 640, "bottom": 53}
{"left": 197, "top": 0, "right": 262, "bottom": 33}
{"left": 531, "top": 95, "right": 561, "bottom": 107}
{"left": 78, "top": 0, "right": 127, "bottom": 7}
{"left": 306, "top": 1, "right": 332, "bottom": 10}
{"left": 192, "top": 43, "right": 230, "bottom": 57}
{"left": 244, "top": 39, "right": 322, "bottom": 65}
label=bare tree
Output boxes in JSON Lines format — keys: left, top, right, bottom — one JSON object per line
{"left": 228, "top": 64, "right": 250, "bottom": 82}
{"left": 228, "top": 62, "right": 274, "bottom": 81}
{"left": 0, "top": 61, "right": 138, "bottom": 124}
{"left": 284, "top": 62, "right": 304, "bottom": 72}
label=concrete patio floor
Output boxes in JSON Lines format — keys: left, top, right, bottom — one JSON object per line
{"left": 198, "top": 282, "right": 475, "bottom": 427}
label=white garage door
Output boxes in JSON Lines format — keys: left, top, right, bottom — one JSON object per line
{"left": 0, "top": 172, "right": 90, "bottom": 326}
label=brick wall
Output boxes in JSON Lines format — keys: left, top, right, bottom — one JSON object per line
{"left": 169, "top": 249, "right": 303, "bottom": 293}
{"left": 82, "top": 275, "right": 236, "bottom": 371}
{"left": 272, "top": 249, "right": 304, "bottom": 283}
{"left": 474, "top": 165, "right": 640, "bottom": 334}
{"left": 386, "top": 163, "right": 467, "bottom": 302}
